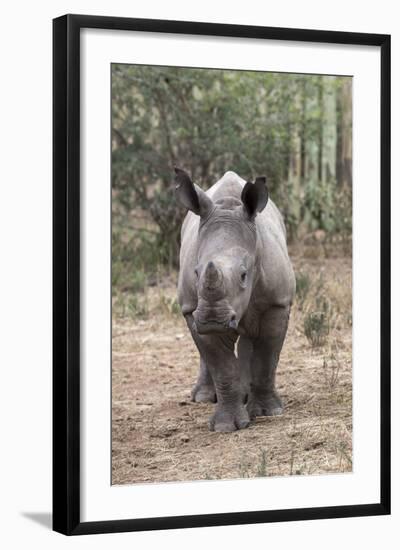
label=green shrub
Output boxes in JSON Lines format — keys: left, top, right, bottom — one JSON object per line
{"left": 323, "top": 353, "right": 341, "bottom": 390}
{"left": 256, "top": 450, "right": 268, "bottom": 477}
{"left": 114, "top": 293, "right": 149, "bottom": 319}
{"left": 304, "top": 298, "right": 331, "bottom": 347}
{"left": 295, "top": 271, "right": 311, "bottom": 306}
{"left": 158, "top": 294, "right": 181, "bottom": 316}
{"left": 127, "top": 295, "right": 149, "bottom": 319}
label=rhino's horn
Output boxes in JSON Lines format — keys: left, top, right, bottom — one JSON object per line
{"left": 204, "top": 261, "right": 222, "bottom": 290}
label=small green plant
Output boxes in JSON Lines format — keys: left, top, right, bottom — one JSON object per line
{"left": 323, "top": 351, "right": 341, "bottom": 390}
{"left": 289, "top": 444, "right": 296, "bottom": 475}
{"left": 238, "top": 453, "right": 251, "bottom": 478}
{"left": 131, "top": 269, "right": 147, "bottom": 293}
{"left": 256, "top": 449, "right": 268, "bottom": 477}
{"left": 114, "top": 293, "right": 149, "bottom": 319}
{"left": 295, "top": 271, "right": 311, "bottom": 307}
{"left": 314, "top": 273, "right": 326, "bottom": 296}
{"left": 304, "top": 297, "right": 331, "bottom": 348}
{"left": 158, "top": 294, "right": 181, "bottom": 316}
{"left": 127, "top": 295, "right": 149, "bottom": 319}
{"left": 337, "top": 442, "right": 352, "bottom": 467}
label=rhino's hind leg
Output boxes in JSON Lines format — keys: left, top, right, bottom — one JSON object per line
{"left": 247, "top": 306, "right": 290, "bottom": 419}
{"left": 191, "top": 358, "right": 217, "bottom": 403}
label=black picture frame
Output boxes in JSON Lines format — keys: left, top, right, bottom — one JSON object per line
{"left": 53, "top": 14, "right": 391, "bottom": 536}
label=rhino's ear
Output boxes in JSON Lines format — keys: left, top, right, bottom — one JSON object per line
{"left": 174, "top": 167, "right": 213, "bottom": 218}
{"left": 241, "top": 177, "right": 269, "bottom": 220}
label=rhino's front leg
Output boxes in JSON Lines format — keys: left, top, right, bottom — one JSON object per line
{"left": 206, "top": 342, "right": 250, "bottom": 432}
{"left": 247, "top": 306, "right": 290, "bottom": 419}
{"left": 191, "top": 357, "right": 217, "bottom": 403}
{"left": 185, "top": 316, "right": 249, "bottom": 432}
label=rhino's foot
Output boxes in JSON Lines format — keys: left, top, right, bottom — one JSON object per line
{"left": 209, "top": 406, "right": 250, "bottom": 433}
{"left": 191, "top": 383, "right": 217, "bottom": 403}
{"left": 247, "top": 392, "right": 283, "bottom": 419}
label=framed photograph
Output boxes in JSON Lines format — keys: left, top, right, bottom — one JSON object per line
{"left": 53, "top": 14, "right": 391, "bottom": 535}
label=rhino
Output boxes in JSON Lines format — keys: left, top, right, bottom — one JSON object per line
{"left": 175, "top": 167, "right": 295, "bottom": 432}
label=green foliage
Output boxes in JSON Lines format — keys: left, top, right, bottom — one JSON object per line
{"left": 113, "top": 293, "right": 149, "bottom": 319}
{"left": 238, "top": 452, "right": 251, "bottom": 478}
{"left": 256, "top": 450, "right": 268, "bottom": 477}
{"left": 112, "top": 224, "right": 169, "bottom": 294}
{"left": 158, "top": 294, "right": 181, "bottom": 316}
{"left": 304, "top": 296, "right": 331, "bottom": 348}
{"left": 323, "top": 352, "right": 341, "bottom": 390}
{"left": 112, "top": 65, "right": 352, "bottom": 290}
{"left": 303, "top": 178, "right": 336, "bottom": 232}
{"left": 238, "top": 449, "right": 270, "bottom": 478}
{"left": 295, "top": 271, "right": 311, "bottom": 307}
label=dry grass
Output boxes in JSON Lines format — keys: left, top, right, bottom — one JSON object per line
{"left": 112, "top": 248, "right": 352, "bottom": 484}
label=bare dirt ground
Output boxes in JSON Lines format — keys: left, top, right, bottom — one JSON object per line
{"left": 112, "top": 247, "right": 352, "bottom": 485}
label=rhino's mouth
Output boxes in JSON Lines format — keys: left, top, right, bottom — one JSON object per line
{"left": 194, "top": 320, "right": 229, "bottom": 335}
{"left": 193, "top": 318, "right": 239, "bottom": 335}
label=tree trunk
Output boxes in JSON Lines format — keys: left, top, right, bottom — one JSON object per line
{"left": 287, "top": 79, "right": 303, "bottom": 228}
{"left": 318, "top": 79, "right": 324, "bottom": 182}
{"left": 322, "top": 76, "right": 337, "bottom": 186}
{"left": 336, "top": 78, "right": 353, "bottom": 187}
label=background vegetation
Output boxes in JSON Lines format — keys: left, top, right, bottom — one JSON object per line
{"left": 112, "top": 64, "right": 352, "bottom": 295}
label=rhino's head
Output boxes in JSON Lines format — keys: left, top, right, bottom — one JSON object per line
{"left": 175, "top": 167, "right": 268, "bottom": 335}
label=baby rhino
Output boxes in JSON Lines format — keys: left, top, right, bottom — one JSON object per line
{"left": 175, "top": 168, "right": 295, "bottom": 432}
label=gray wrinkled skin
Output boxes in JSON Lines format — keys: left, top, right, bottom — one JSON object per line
{"left": 176, "top": 169, "right": 296, "bottom": 432}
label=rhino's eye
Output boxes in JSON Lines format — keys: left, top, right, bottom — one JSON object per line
{"left": 194, "top": 268, "right": 199, "bottom": 279}
{"left": 240, "top": 272, "right": 247, "bottom": 284}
